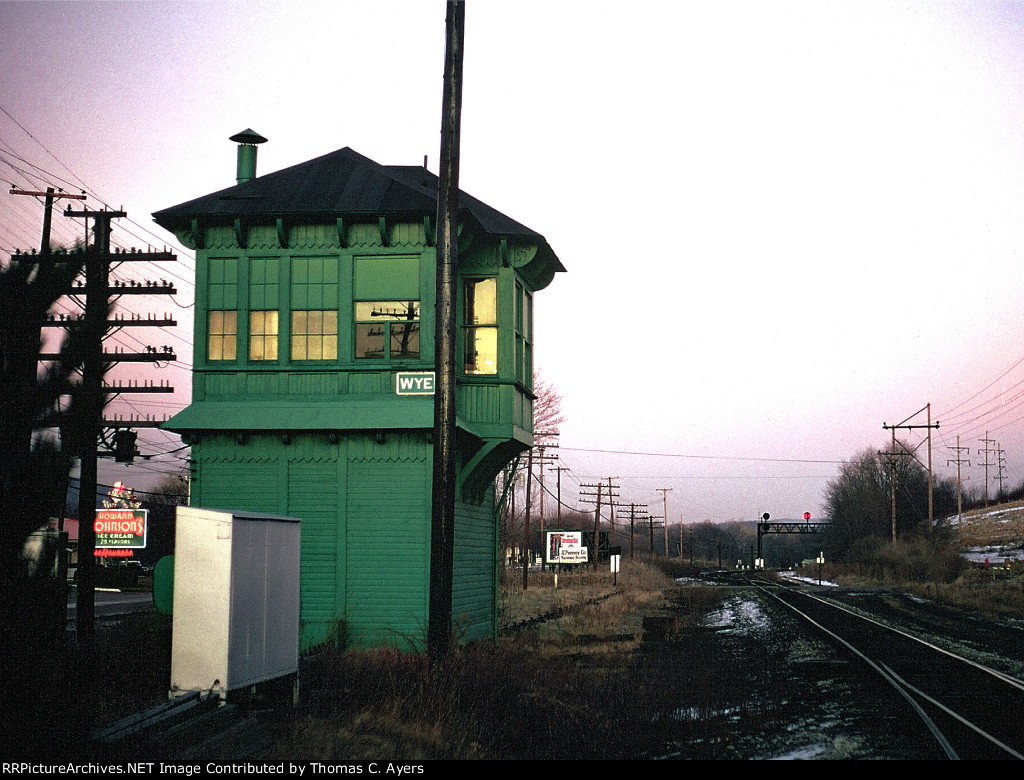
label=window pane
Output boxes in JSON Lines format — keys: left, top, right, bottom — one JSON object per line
{"left": 353, "top": 256, "right": 419, "bottom": 299}
{"left": 464, "top": 278, "right": 497, "bottom": 325}
{"left": 464, "top": 326, "right": 498, "bottom": 374}
{"left": 391, "top": 322, "right": 420, "bottom": 358}
{"left": 355, "top": 301, "right": 420, "bottom": 322}
{"left": 323, "top": 334, "right": 337, "bottom": 360}
{"left": 355, "top": 324, "right": 386, "bottom": 359}
{"left": 307, "top": 310, "right": 322, "bottom": 335}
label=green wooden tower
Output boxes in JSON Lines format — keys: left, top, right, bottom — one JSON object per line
{"left": 154, "top": 132, "right": 563, "bottom": 649}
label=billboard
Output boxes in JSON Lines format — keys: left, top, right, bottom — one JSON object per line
{"left": 546, "top": 531, "right": 588, "bottom": 564}
{"left": 94, "top": 508, "right": 148, "bottom": 549}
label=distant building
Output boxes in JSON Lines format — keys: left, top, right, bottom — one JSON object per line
{"left": 154, "top": 133, "right": 563, "bottom": 648}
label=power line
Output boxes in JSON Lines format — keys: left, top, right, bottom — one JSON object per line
{"left": 562, "top": 446, "right": 845, "bottom": 464}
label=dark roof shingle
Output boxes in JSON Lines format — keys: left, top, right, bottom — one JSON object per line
{"left": 154, "top": 146, "right": 542, "bottom": 241}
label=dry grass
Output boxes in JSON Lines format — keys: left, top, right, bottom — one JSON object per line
{"left": 953, "top": 500, "right": 1024, "bottom": 548}
{"left": 265, "top": 559, "right": 716, "bottom": 760}
{"left": 904, "top": 579, "right": 1024, "bottom": 622}
{"left": 500, "top": 561, "right": 673, "bottom": 636}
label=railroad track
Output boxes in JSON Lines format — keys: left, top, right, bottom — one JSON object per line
{"left": 93, "top": 691, "right": 272, "bottom": 758}
{"left": 749, "top": 576, "right": 1024, "bottom": 759}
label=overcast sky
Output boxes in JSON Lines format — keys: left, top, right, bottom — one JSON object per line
{"left": 3, "top": 0, "right": 1024, "bottom": 523}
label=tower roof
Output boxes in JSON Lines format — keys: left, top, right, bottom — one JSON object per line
{"left": 154, "top": 145, "right": 557, "bottom": 251}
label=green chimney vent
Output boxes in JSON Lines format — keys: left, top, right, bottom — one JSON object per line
{"left": 229, "top": 128, "right": 268, "bottom": 184}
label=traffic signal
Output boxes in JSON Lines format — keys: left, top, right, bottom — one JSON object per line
{"left": 114, "top": 429, "right": 138, "bottom": 463}
{"left": 803, "top": 511, "right": 812, "bottom": 521}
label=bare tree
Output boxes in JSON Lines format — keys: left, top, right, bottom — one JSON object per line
{"left": 496, "top": 373, "right": 567, "bottom": 561}
{"left": 532, "top": 371, "right": 565, "bottom": 436}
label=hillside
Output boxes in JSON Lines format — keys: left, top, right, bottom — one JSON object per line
{"left": 948, "top": 500, "right": 1024, "bottom": 553}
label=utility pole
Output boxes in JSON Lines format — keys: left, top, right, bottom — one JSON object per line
{"left": 531, "top": 438, "right": 558, "bottom": 539}
{"left": 522, "top": 446, "right": 534, "bottom": 590}
{"left": 550, "top": 466, "right": 569, "bottom": 525}
{"left": 978, "top": 433, "right": 997, "bottom": 508}
{"left": 882, "top": 403, "right": 939, "bottom": 540}
{"left": 657, "top": 488, "right": 671, "bottom": 557}
{"left": 619, "top": 502, "right": 648, "bottom": 560}
{"left": 647, "top": 513, "right": 664, "bottom": 555}
{"left": 580, "top": 481, "right": 619, "bottom": 569}
{"left": 607, "top": 476, "right": 617, "bottom": 546}
{"left": 995, "top": 445, "right": 1007, "bottom": 499}
{"left": 9, "top": 186, "right": 88, "bottom": 254}
{"left": 947, "top": 436, "right": 971, "bottom": 548}
{"left": 429, "top": 0, "right": 465, "bottom": 663}
{"left": 678, "top": 514, "right": 684, "bottom": 560}
{"left": 60, "top": 207, "right": 176, "bottom": 639}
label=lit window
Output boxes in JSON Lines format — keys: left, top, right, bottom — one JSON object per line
{"left": 291, "top": 310, "right": 338, "bottom": 361}
{"left": 354, "top": 301, "right": 420, "bottom": 360}
{"left": 249, "top": 310, "right": 279, "bottom": 361}
{"left": 208, "top": 311, "right": 237, "bottom": 361}
{"left": 464, "top": 278, "right": 497, "bottom": 375}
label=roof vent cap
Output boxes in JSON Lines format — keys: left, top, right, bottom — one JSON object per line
{"left": 230, "top": 129, "right": 268, "bottom": 185}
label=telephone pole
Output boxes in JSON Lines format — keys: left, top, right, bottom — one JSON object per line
{"left": 59, "top": 207, "right": 176, "bottom": 638}
{"left": 607, "top": 476, "right": 618, "bottom": 545}
{"left": 522, "top": 447, "right": 534, "bottom": 590}
{"left": 429, "top": 0, "right": 465, "bottom": 662}
{"left": 657, "top": 488, "right": 671, "bottom": 556}
{"left": 7, "top": 188, "right": 89, "bottom": 471}
{"left": 9, "top": 186, "right": 88, "bottom": 255}
{"left": 619, "top": 502, "right": 648, "bottom": 559}
{"left": 549, "top": 466, "right": 570, "bottom": 524}
{"left": 580, "top": 481, "right": 620, "bottom": 568}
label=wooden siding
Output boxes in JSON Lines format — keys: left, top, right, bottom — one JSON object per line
{"left": 345, "top": 459, "right": 429, "bottom": 648}
{"left": 453, "top": 490, "right": 498, "bottom": 641}
{"left": 288, "top": 460, "right": 341, "bottom": 648}
{"left": 199, "top": 459, "right": 281, "bottom": 512}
